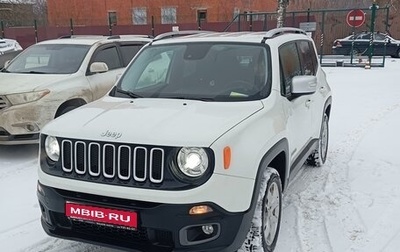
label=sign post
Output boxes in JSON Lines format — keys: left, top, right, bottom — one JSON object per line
{"left": 346, "top": 9, "right": 366, "bottom": 28}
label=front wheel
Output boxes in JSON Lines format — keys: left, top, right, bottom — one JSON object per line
{"left": 238, "top": 168, "right": 282, "bottom": 252}
{"left": 306, "top": 113, "right": 329, "bottom": 167}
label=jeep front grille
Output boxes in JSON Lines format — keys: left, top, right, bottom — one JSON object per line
{"left": 61, "top": 140, "right": 165, "bottom": 184}
{"left": 0, "top": 96, "right": 9, "bottom": 110}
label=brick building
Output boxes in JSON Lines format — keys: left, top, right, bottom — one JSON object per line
{"left": 47, "top": 0, "right": 277, "bottom": 27}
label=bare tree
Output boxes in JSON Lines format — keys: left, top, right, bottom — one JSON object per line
{"left": 0, "top": 0, "right": 46, "bottom": 26}
{"left": 32, "top": 0, "right": 47, "bottom": 25}
{"left": 277, "top": 0, "right": 289, "bottom": 28}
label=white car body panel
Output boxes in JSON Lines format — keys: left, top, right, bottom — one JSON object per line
{"left": 43, "top": 97, "right": 264, "bottom": 148}
{"left": 0, "top": 36, "right": 150, "bottom": 144}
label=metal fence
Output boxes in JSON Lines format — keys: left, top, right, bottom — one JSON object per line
{"left": 1, "top": 6, "right": 392, "bottom": 67}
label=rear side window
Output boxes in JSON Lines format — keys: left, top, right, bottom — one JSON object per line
{"left": 92, "top": 46, "right": 122, "bottom": 70}
{"left": 279, "top": 42, "right": 301, "bottom": 97}
{"left": 297, "top": 40, "right": 317, "bottom": 76}
{"left": 119, "top": 44, "right": 144, "bottom": 66}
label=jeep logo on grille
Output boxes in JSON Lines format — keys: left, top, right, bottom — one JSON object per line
{"left": 101, "top": 130, "right": 122, "bottom": 139}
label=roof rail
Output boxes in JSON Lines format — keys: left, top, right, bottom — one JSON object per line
{"left": 152, "top": 30, "right": 216, "bottom": 42}
{"left": 58, "top": 34, "right": 153, "bottom": 40}
{"left": 107, "top": 35, "right": 121, "bottom": 39}
{"left": 261, "top": 27, "right": 307, "bottom": 43}
{"left": 58, "top": 35, "right": 107, "bottom": 39}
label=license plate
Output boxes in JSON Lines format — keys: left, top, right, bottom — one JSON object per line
{"left": 65, "top": 202, "right": 138, "bottom": 229}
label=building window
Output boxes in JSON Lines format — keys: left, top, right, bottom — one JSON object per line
{"left": 132, "top": 7, "right": 147, "bottom": 25}
{"left": 197, "top": 9, "right": 207, "bottom": 22}
{"left": 108, "top": 11, "right": 117, "bottom": 26}
{"left": 161, "top": 7, "right": 177, "bottom": 24}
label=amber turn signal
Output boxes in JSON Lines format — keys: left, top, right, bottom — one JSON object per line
{"left": 223, "top": 146, "right": 231, "bottom": 169}
{"left": 189, "top": 205, "right": 213, "bottom": 215}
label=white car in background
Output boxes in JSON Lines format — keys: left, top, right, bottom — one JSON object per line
{"left": 0, "top": 37, "right": 23, "bottom": 68}
{"left": 0, "top": 35, "right": 151, "bottom": 145}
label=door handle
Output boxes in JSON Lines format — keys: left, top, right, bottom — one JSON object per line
{"left": 305, "top": 99, "right": 312, "bottom": 108}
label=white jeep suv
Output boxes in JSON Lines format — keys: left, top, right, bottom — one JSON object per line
{"left": 0, "top": 35, "right": 151, "bottom": 145}
{"left": 37, "top": 28, "right": 332, "bottom": 252}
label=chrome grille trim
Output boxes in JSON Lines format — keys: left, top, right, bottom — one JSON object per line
{"left": 149, "top": 148, "right": 164, "bottom": 183}
{"left": 62, "top": 140, "right": 73, "bottom": 173}
{"left": 133, "top": 147, "right": 147, "bottom": 182}
{"left": 117, "top": 145, "right": 131, "bottom": 180}
{"left": 103, "top": 144, "right": 116, "bottom": 179}
{"left": 74, "top": 141, "right": 87, "bottom": 175}
{"left": 88, "top": 142, "right": 101, "bottom": 177}
{"left": 60, "top": 140, "right": 166, "bottom": 184}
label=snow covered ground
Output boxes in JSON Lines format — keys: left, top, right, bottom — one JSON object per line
{"left": 1, "top": 59, "right": 400, "bottom": 252}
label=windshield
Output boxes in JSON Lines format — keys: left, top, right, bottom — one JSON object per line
{"left": 116, "top": 42, "right": 271, "bottom": 102}
{"left": 4, "top": 44, "right": 90, "bottom": 74}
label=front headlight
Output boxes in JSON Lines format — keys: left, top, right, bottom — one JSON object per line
{"left": 6, "top": 90, "right": 50, "bottom": 105}
{"left": 45, "top": 135, "right": 60, "bottom": 162}
{"left": 176, "top": 147, "right": 209, "bottom": 178}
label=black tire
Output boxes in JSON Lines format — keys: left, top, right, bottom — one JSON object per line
{"left": 306, "top": 113, "right": 329, "bottom": 167}
{"left": 238, "top": 168, "right": 282, "bottom": 252}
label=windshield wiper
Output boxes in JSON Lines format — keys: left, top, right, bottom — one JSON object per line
{"left": 0, "top": 68, "right": 10, "bottom": 73}
{"left": 18, "top": 71, "right": 47, "bottom": 74}
{"left": 164, "top": 96, "right": 214, "bottom": 101}
{"left": 116, "top": 88, "right": 143, "bottom": 98}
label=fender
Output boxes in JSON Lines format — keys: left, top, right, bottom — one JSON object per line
{"left": 231, "top": 138, "right": 289, "bottom": 250}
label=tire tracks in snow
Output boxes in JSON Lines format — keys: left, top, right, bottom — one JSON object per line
{"left": 282, "top": 103, "right": 400, "bottom": 252}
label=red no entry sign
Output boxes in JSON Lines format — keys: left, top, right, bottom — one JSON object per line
{"left": 346, "top": 9, "right": 366, "bottom": 27}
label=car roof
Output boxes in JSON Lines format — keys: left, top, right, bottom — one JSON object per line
{"left": 36, "top": 35, "right": 152, "bottom": 46}
{"left": 151, "top": 28, "right": 311, "bottom": 46}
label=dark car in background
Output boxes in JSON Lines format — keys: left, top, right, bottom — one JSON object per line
{"left": 332, "top": 31, "right": 400, "bottom": 58}
{"left": 0, "top": 37, "right": 23, "bottom": 68}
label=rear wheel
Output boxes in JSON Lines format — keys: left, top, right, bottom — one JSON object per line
{"left": 306, "top": 113, "right": 329, "bottom": 167}
{"left": 238, "top": 168, "right": 282, "bottom": 252}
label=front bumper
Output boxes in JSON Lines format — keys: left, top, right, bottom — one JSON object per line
{"left": 0, "top": 100, "right": 53, "bottom": 145}
{"left": 37, "top": 182, "right": 253, "bottom": 252}
{"left": 0, "top": 129, "right": 39, "bottom": 145}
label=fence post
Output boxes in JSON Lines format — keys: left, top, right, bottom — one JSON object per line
{"left": 151, "top": 16, "right": 155, "bottom": 37}
{"left": 249, "top": 12, "right": 253, "bottom": 31}
{"left": 108, "top": 15, "right": 112, "bottom": 36}
{"left": 70, "top": 18, "right": 74, "bottom": 35}
{"left": 319, "top": 11, "right": 326, "bottom": 65}
{"left": 368, "top": 0, "right": 378, "bottom": 66}
{"left": 263, "top": 14, "right": 268, "bottom": 30}
{"left": 34, "top": 19, "right": 38, "bottom": 43}
{"left": 237, "top": 14, "right": 241, "bottom": 32}
{"left": 1, "top": 21, "right": 4, "bottom": 38}
{"left": 197, "top": 15, "right": 201, "bottom": 30}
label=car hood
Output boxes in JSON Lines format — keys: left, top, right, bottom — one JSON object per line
{"left": 0, "top": 73, "right": 70, "bottom": 94}
{"left": 43, "top": 97, "right": 264, "bottom": 147}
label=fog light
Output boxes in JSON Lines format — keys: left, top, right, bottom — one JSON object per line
{"left": 202, "top": 225, "right": 214, "bottom": 235}
{"left": 26, "top": 124, "right": 36, "bottom": 132}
